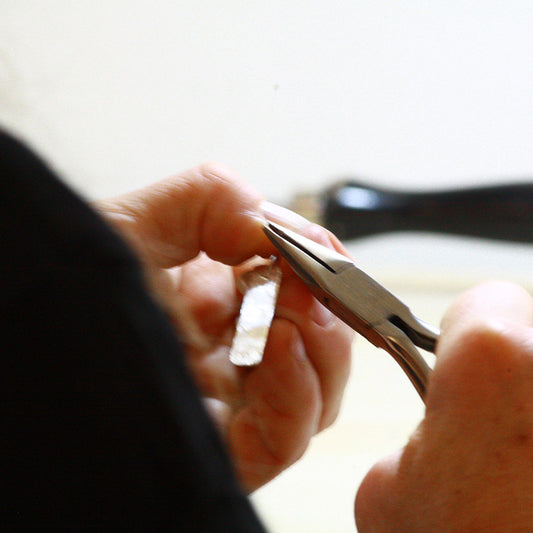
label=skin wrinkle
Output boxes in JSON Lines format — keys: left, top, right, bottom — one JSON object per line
{"left": 104, "top": 164, "right": 263, "bottom": 268}
{"left": 273, "top": 305, "right": 326, "bottom": 402}
{"left": 192, "top": 168, "right": 217, "bottom": 262}
{"left": 197, "top": 163, "right": 266, "bottom": 265}
{"left": 241, "top": 321, "right": 321, "bottom": 471}
{"left": 245, "top": 387, "right": 316, "bottom": 479}
{"left": 230, "top": 414, "right": 282, "bottom": 488}
{"left": 250, "top": 401, "right": 308, "bottom": 471}
{"left": 274, "top": 300, "right": 350, "bottom": 430}
{"left": 97, "top": 193, "right": 187, "bottom": 266}
{"left": 230, "top": 417, "right": 283, "bottom": 490}
{"left": 257, "top": 346, "right": 310, "bottom": 419}
{"left": 147, "top": 174, "right": 204, "bottom": 264}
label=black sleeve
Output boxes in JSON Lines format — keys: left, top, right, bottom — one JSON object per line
{"left": 0, "top": 131, "right": 267, "bottom": 532}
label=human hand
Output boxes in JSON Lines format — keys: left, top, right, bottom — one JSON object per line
{"left": 355, "top": 281, "right": 533, "bottom": 532}
{"left": 96, "top": 163, "right": 353, "bottom": 492}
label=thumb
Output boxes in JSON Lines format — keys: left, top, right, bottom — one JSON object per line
{"left": 97, "top": 163, "right": 275, "bottom": 267}
{"left": 355, "top": 281, "right": 533, "bottom": 532}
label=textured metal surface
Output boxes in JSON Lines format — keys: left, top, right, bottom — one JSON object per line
{"left": 229, "top": 260, "right": 281, "bottom": 367}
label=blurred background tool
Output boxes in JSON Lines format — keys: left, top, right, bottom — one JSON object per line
{"left": 292, "top": 181, "right": 533, "bottom": 243}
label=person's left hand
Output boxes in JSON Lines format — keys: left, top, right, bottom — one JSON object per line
{"left": 96, "top": 163, "right": 353, "bottom": 492}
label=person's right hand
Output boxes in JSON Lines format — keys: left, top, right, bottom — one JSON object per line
{"left": 355, "top": 280, "right": 533, "bottom": 532}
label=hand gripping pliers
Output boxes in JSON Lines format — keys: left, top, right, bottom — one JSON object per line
{"left": 263, "top": 222, "right": 440, "bottom": 402}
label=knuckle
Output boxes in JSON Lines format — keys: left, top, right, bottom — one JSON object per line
{"left": 433, "top": 319, "right": 532, "bottom": 403}
{"left": 197, "top": 162, "right": 238, "bottom": 191}
{"left": 455, "top": 319, "right": 525, "bottom": 369}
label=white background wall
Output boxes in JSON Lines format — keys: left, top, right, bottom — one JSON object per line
{"left": 3, "top": 2, "right": 533, "bottom": 531}
{"left": 3, "top": 1, "right": 533, "bottom": 201}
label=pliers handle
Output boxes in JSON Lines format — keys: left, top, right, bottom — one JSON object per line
{"left": 263, "top": 222, "right": 440, "bottom": 401}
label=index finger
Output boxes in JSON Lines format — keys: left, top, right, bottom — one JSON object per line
{"left": 97, "top": 163, "right": 275, "bottom": 267}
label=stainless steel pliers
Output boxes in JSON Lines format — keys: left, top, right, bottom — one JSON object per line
{"left": 263, "top": 221, "right": 440, "bottom": 402}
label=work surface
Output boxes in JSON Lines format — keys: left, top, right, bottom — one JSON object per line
{"left": 252, "top": 235, "right": 533, "bottom": 532}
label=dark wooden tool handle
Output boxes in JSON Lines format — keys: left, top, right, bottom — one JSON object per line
{"left": 323, "top": 181, "right": 533, "bottom": 243}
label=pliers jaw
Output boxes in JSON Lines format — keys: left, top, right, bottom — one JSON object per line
{"left": 263, "top": 221, "right": 440, "bottom": 401}
{"left": 263, "top": 221, "right": 351, "bottom": 285}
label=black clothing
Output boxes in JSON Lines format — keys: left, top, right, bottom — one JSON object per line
{"left": 0, "top": 130, "right": 266, "bottom": 532}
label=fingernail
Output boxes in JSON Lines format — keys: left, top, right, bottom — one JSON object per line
{"left": 311, "top": 299, "right": 335, "bottom": 327}
{"left": 304, "top": 223, "right": 334, "bottom": 248}
{"left": 260, "top": 201, "right": 311, "bottom": 233}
